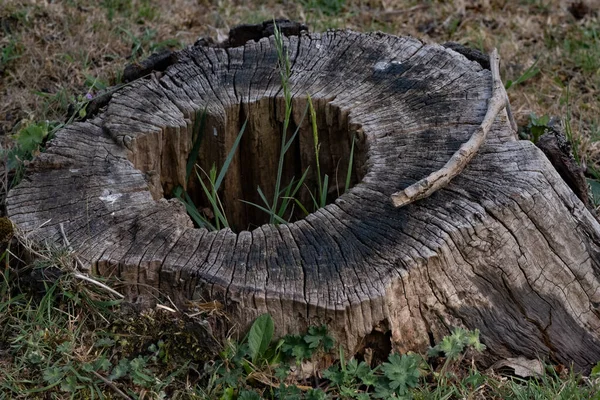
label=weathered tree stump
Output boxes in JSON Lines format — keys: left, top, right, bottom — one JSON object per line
{"left": 8, "top": 29, "right": 600, "bottom": 371}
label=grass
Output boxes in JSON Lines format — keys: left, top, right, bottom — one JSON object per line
{"left": 2, "top": 0, "right": 600, "bottom": 397}
{"left": 2, "top": 0, "right": 599, "bottom": 194}
{"left": 0, "top": 253, "right": 598, "bottom": 399}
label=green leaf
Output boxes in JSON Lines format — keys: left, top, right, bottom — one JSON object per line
{"left": 305, "top": 325, "right": 334, "bottom": 351}
{"left": 306, "top": 388, "right": 329, "bottom": 400}
{"left": 592, "top": 361, "right": 600, "bottom": 376}
{"left": 322, "top": 364, "right": 346, "bottom": 386}
{"left": 248, "top": 313, "right": 274, "bottom": 364}
{"left": 59, "top": 375, "right": 79, "bottom": 393}
{"left": 109, "top": 359, "right": 130, "bottom": 381}
{"left": 381, "top": 353, "right": 420, "bottom": 395}
{"left": 357, "top": 363, "right": 378, "bottom": 387}
{"left": 339, "top": 385, "right": 358, "bottom": 398}
{"left": 282, "top": 334, "right": 313, "bottom": 361}
{"left": 43, "top": 366, "right": 65, "bottom": 385}
{"left": 466, "top": 329, "right": 486, "bottom": 352}
{"left": 16, "top": 122, "right": 48, "bottom": 151}
{"left": 239, "top": 390, "right": 262, "bottom": 400}
{"left": 56, "top": 341, "right": 72, "bottom": 353}
{"left": 438, "top": 334, "right": 464, "bottom": 359}
{"left": 373, "top": 382, "right": 396, "bottom": 399}
{"left": 221, "top": 386, "right": 235, "bottom": 400}
{"left": 94, "top": 356, "right": 112, "bottom": 372}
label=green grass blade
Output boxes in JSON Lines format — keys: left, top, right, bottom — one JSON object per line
{"left": 214, "top": 119, "right": 247, "bottom": 191}
{"left": 256, "top": 186, "right": 272, "bottom": 210}
{"left": 345, "top": 134, "right": 355, "bottom": 193}
{"left": 320, "top": 174, "right": 329, "bottom": 208}
{"left": 277, "top": 167, "right": 310, "bottom": 219}
{"left": 186, "top": 107, "right": 207, "bottom": 181}
{"left": 290, "top": 167, "right": 310, "bottom": 199}
{"left": 292, "top": 198, "right": 310, "bottom": 216}
{"left": 196, "top": 169, "right": 228, "bottom": 229}
{"left": 305, "top": 184, "right": 319, "bottom": 210}
{"left": 173, "top": 186, "right": 214, "bottom": 230}
{"left": 307, "top": 94, "right": 322, "bottom": 197}
{"left": 283, "top": 104, "right": 309, "bottom": 154}
{"left": 277, "top": 181, "right": 295, "bottom": 218}
{"left": 276, "top": 178, "right": 295, "bottom": 218}
{"left": 271, "top": 20, "right": 292, "bottom": 224}
{"left": 240, "top": 200, "right": 288, "bottom": 224}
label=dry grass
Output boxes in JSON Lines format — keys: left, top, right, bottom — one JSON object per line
{"left": 1, "top": 0, "right": 598, "bottom": 161}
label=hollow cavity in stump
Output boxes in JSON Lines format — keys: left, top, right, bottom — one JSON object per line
{"left": 150, "top": 98, "right": 366, "bottom": 232}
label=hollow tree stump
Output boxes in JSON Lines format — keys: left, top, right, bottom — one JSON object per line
{"left": 7, "top": 29, "right": 600, "bottom": 371}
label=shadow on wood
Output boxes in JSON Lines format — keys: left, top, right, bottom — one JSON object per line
{"left": 7, "top": 28, "right": 600, "bottom": 372}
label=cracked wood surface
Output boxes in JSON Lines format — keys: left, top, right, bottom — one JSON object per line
{"left": 7, "top": 30, "right": 600, "bottom": 371}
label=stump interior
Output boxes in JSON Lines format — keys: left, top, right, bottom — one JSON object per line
{"left": 143, "top": 97, "right": 366, "bottom": 232}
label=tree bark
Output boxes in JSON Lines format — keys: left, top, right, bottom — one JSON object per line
{"left": 7, "top": 29, "right": 600, "bottom": 372}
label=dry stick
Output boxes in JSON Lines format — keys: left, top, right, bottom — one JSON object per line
{"left": 390, "top": 48, "right": 510, "bottom": 208}
{"left": 59, "top": 223, "right": 124, "bottom": 299}
{"left": 90, "top": 370, "right": 133, "bottom": 400}
{"left": 73, "top": 272, "right": 125, "bottom": 299}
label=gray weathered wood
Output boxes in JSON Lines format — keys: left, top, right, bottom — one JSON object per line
{"left": 7, "top": 30, "right": 600, "bottom": 371}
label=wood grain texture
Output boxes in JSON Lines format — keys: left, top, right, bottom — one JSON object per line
{"left": 7, "top": 30, "right": 600, "bottom": 371}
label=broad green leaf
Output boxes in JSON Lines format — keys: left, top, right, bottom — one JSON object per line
{"left": 382, "top": 353, "right": 420, "bottom": 395}
{"left": 248, "top": 313, "right": 274, "bottom": 364}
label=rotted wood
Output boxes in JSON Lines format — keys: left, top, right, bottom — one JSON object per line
{"left": 7, "top": 28, "right": 600, "bottom": 372}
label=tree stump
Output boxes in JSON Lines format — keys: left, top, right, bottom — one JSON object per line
{"left": 8, "top": 29, "right": 600, "bottom": 372}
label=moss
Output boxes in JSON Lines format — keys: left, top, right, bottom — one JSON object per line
{"left": 111, "top": 306, "right": 220, "bottom": 364}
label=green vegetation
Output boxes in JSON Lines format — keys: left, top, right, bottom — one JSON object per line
{"left": 1, "top": 260, "right": 598, "bottom": 399}
{"left": 523, "top": 112, "right": 551, "bottom": 144}
{"left": 504, "top": 59, "right": 540, "bottom": 91}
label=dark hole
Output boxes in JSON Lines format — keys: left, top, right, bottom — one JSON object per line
{"left": 163, "top": 97, "right": 367, "bottom": 233}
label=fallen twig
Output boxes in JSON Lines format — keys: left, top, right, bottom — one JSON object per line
{"left": 90, "top": 370, "right": 132, "bottom": 400}
{"left": 391, "top": 48, "right": 510, "bottom": 207}
{"left": 73, "top": 272, "right": 125, "bottom": 299}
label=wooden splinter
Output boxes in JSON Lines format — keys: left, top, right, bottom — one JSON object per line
{"left": 391, "top": 49, "right": 510, "bottom": 208}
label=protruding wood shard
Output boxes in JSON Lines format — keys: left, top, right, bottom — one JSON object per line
{"left": 7, "top": 28, "right": 600, "bottom": 372}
